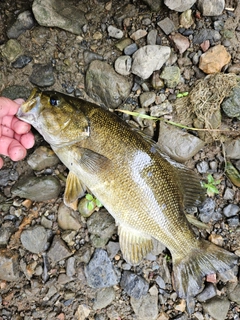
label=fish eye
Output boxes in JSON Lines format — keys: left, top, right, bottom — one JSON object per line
{"left": 50, "top": 94, "right": 61, "bottom": 106}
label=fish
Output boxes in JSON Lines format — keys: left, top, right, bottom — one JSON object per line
{"left": 17, "top": 88, "right": 238, "bottom": 312}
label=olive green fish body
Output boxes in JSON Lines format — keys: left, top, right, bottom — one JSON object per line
{"left": 17, "top": 89, "right": 238, "bottom": 312}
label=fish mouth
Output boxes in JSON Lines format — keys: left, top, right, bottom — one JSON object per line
{"left": 17, "top": 88, "right": 42, "bottom": 123}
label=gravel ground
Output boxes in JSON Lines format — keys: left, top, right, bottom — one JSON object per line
{"left": 0, "top": 1, "right": 240, "bottom": 319}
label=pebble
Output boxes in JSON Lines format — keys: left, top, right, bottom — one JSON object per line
{"left": 85, "top": 249, "right": 119, "bottom": 288}
{"left": 75, "top": 304, "right": 91, "bottom": 320}
{"left": 228, "top": 63, "right": 240, "bottom": 74}
{"left": 132, "top": 45, "right": 171, "bottom": 79}
{"left": 11, "top": 55, "right": 33, "bottom": 69}
{"left": 170, "top": 33, "right": 190, "bottom": 54}
{"left": 11, "top": 175, "right": 61, "bottom": 201}
{"left": 142, "top": 0, "right": 162, "bottom": 11}
{"left": 0, "top": 39, "right": 24, "bottom": 63}
{"left": 157, "top": 122, "right": 205, "bottom": 162}
{"left": 196, "top": 283, "right": 217, "bottom": 302}
{"left": 199, "top": 45, "right": 231, "bottom": 74}
{"left": 0, "top": 227, "right": 13, "bottom": 246}
{"left": 108, "top": 25, "right": 123, "bottom": 39}
{"left": 157, "top": 17, "right": 175, "bottom": 35}
{"left": 21, "top": 225, "right": 48, "bottom": 254}
{"left": 223, "top": 187, "right": 235, "bottom": 200}
{"left": 66, "top": 256, "right": 76, "bottom": 277}
{"left": 224, "top": 139, "right": 240, "bottom": 159}
{"left": 83, "top": 50, "right": 104, "bottom": 66}
{"left": 93, "top": 287, "right": 116, "bottom": 310}
{"left": 120, "top": 271, "right": 149, "bottom": 299}
{"left": 27, "top": 146, "right": 60, "bottom": 171}
{"left": 208, "top": 234, "right": 224, "bottom": 247}
{"left": 124, "top": 43, "right": 138, "bottom": 55}
{"left": 106, "top": 241, "right": 120, "bottom": 259}
{"left": 160, "top": 66, "right": 181, "bottom": 88}
{"left": 58, "top": 203, "right": 82, "bottom": 231}
{"left": 0, "top": 168, "right": 19, "bottom": 187}
{"left": 223, "top": 203, "right": 240, "bottom": 217}
{"left": 197, "top": 0, "right": 225, "bottom": 16}
{"left": 7, "top": 10, "right": 35, "bottom": 39}
{"left": 29, "top": 63, "right": 55, "bottom": 87}
{"left": 41, "top": 216, "right": 53, "bottom": 229}
{"left": 164, "top": 0, "right": 196, "bottom": 12}
{"left": 130, "top": 29, "right": 147, "bottom": 41}
{"left": 114, "top": 55, "right": 132, "bottom": 76}
{"left": 193, "top": 29, "right": 221, "bottom": 44}
{"left": 0, "top": 249, "right": 20, "bottom": 281}
{"left": 179, "top": 10, "right": 194, "bottom": 29}
{"left": 130, "top": 294, "right": 158, "bottom": 320}
{"left": 202, "top": 296, "right": 230, "bottom": 320}
{"left": 150, "top": 101, "right": 173, "bottom": 117}
{"left": 85, "top": 60, "right": 132, "bottom": 108}
{"left": 147, "top": 29, "right": 158, "bottom": 45}
{"left": 228, "top": 283, "right": 240, "bottom": 304}
{"left": 228, "top": 216, "right": 239, "bottom": 227}
{"left": 198, "top": 198, "right": 216, "bottom": 223}
{"left": 221, "top": 85, "right": 240, "bottom": 119}
{"left": 115, "top": 38, "right": 132, "bottom": 51}
{"left": 139, "top": 92, "right": 156, "bottom": 107}
{"left": 196, "top": 160, "right": 209, "bottom": 173}
{"left": 32, "top": 0, "right": 87, "bottom": 34}
{"left": 48, "top": 235, "right": 72, "bottom": 264}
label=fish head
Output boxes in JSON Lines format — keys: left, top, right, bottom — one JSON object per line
{"left": 17, "top": 88, "right": 90, "bottom": 147}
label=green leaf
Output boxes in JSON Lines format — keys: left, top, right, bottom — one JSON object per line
{"left": 86, "top": 194, "right": 93, "bottom": 201}
{"left": 95, "top": 199, "right": 102, "bottom": 208}
{"left": 87, "top": 201, "right": 95, "bottom": 211}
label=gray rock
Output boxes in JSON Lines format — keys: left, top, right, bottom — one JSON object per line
{"left": 87, "top": 210, "right": 116, "bottom": 248}
{"left": 115, "top": 38, "right": 133, "bottom": 51}
{"left": 198, "top": 198, "right": 216, "bottom": 223}
{"left": 12, "top": 55, "right": 33, "bottom": 69}
{"left": 193, "top": 29, "right": 221, "bottom": 44}
{"left": 113, "top": 4, "right": 138, "bottom": 27}
{"left": 164, "top": 0, "right": 196, "bottom": 12}
{"left": 150, "top": 101, "right": 173, "bottom": 117}
{"left": 142, "top": 0, "right": 163, "bottom": 11}
{"left": 108, "top": 25, "right": 123, "bottom": 39}
{"left": 106, "top": 241, "right": 120, "bottom": 259}
{"left": 66, "top": 256, "right": 76, "bottom": 277}
{"left": 139, "top": 92, "right": 156, "bottom": 108}
{"left": 228, "top": 283, "right": 240, "bottom": 304}
{"left": 0, "top": 39, "right": 24, "bottom": 63}
{"left": 85, "top": 249, "right": 119, "bottom": 288}
{"left": 224, "top": 139, "right": 240, "bottom": 159}
{"left": 130, "top": 293, "right": 158, "bottom": 320}
{"left": 120, "top": 271, "right": 149, "bottom": 299}
{"left": 155, "top": 275, "right": 166, "bottom": 289}
{"left": 0, "top": 168, "right": 19, "bottom": 187}
{"left": 196, "top": 283, "right": 217, "bottom": 302}
{"left": 132, "top": 45, "right": 171, "bottom": 79}
{"left": 157, "top": 122, "right": 205, "bottom": 162}
{"left": 157, "top": 17, "right": 176, "bottom": 35}
{"left": 147, "top": 29, "right": 158, "bottom": 45}
{"left": 11, "top": 175, "right": 61, "bottom": 201}
{"left": 222, "top": 85, "right": 240, "bottom": 120}
{"left": 7, "top": 11, "right": 35, "bottom": 39}
{"left": 85, "top": 60, "right": 132, "bottom": 109}
{"left": 114, "top": 55, "right": 132, "bottom": 76}
{"left": 227, "top": 216, "right": 239, "bottom": 227}
{"left": 196, "top": 161, "right": 209, "bottom": 174}
{"left": 197, "top": 0, "right": 225, "bottom": 16}
{"left": 32, "top": 0, "right": 87, "bottom": 35}
{"left": 223, "top": 187, "right": 235, "bottom": 201}
{"left": 0, "top": 249, "right": 20, "bottom": 281}
{"left": 160, "top": 66, "right": 181, "bottom": 88}
{"left": 0, "top": 227, "right": 13, "bottom": 246}
{"left": 124, "top": 43, "right": 138, "bottom": 55}
{"left": 223, "top": 204, "right": 240, "bottom": 218}
{"left": 93, "top": 287, "right": 116, "bottom": 310}
{"left": 48, "top": 235, "right": 72, "bottom": 264}
{"left": 29, "top": 63, "right": 55, "bottom": 87}
{"left": 1, "top": 85, "right": 31, "bottom": 100}
{"left": 202, "top": 296, "right": 230, "bottom": 320}
{"left": 58, "top": 203, "right": 82, "bottom": 231}
{"left": 21, "top": 225, "right": 48, "bottom": 253}
{"left": 27, "top": 146, "right": 59, "bottom": 171}
{"left": 83, "top": 50, "right": 104, "bottom": 67}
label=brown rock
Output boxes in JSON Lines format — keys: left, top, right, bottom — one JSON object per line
{"left": 170, "top": 33, "right": 190, "bottom": 54}
{"left": 199, "top": 45, "right": 231, "bottom": 74}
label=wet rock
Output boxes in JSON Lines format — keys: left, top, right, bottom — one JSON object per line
{"left": 164, "top": 0, "right": 196, "bottom": 12}
{"left": 124, "top": 43, "right": 138, "bottom": 55}
{"left": 160, "top": 66, "right": 181, "bottom": 88}
{"left": 228, "top": 283, "right": 240, "bottom": 304}
{"left": 198, "top": 198, "right": 216, "bottom": 223}
{"left": 193, "top": 29, "right": 221, "bottom": 44}
{"left": 32, "top": 0, "right": 87, "bottom": 35}
{"left": 48, "top": 235, "right": 72, "bottom": 264}
{"left": 157, "top": 17, "right": 175, "bottom": 35}
{"left": 85, "top": 60, "right": 132, "bottom": 108}
{"left": 11, "top": 175, "right": 61, "bottom": 201}
{"left": 29, "top": 63, "right": 55, "bottom": 87}
{"left": 87, "top": 210, "right": 116, "bottom": 248}
{"left": 223, "top": 204, "right": 240, "bottom": 218}
{"left": 27, "top": 146, "right": 60, "bottom": 171}
{"left": 7, "top": 11, "right": 35, "bottom": 39}
{"left": 224, "top": 139, "right": 240, "bottom": 159}
{"left": 130, "top": 29, "right": 147, "bottom": 41}
{"left": 142, "top": 0, "right": 163, "bottom": 11}
{"left": 132, "top": 45, "right": 171, "bottom": 79}
{"left": 179, "top": 10, "right": 194, "bottom": 29}
{"left": 120, "top": 271, "right": 149, "bottom": 298}
{"left": 157, "top": 122, "right": 205, "bottom": 162}
{"left": 11, "top": 55, "right": 33, "bottom": 69}
{"left": 85, "top": 249, "right": 119, "bottom": 288}
{"left": 170, "top": 33, "right": 190, "bottom": 54}
{"left": 130, "top": 293, "right": 158, "bottom": 320}
{"left": 108, "top": 25, "right": 123, "bottom": 39}
{"left": 0, "top": 39, "right": 24, "bottom": 63}
{"left": 199, "top": 45, "right": 231, "bottom": 74}
{"left": 221, "top": 85, "right": 240, "bottom": 119}
{"left": 21, "top": 225, "right": 48, "bottom": 253}
{"left": 202, "top": 296, "right": 230, "bottom": 320}
{"left": 139, "top": 92, "right": 156, "bottom": 108}
{"left": 93, "top": 287, "right": 116, "bottom": 310}
{"left": 114, "top": 55, "right": 132, "bottom": 76}
{"left": 0, "top": 249, "right": 20, "bottom": 281}
{"left": 147, "top": 29, "right": 158, "bottom": 45}
{"left": 1, "top": 85, "right": 31, "bottom": 100}
{"left": 150, "top": 101, "right": 173, "bottom": 117}
{"left": 58, "top": 203, "right": 82, "bottom": 231}
{"left": 197, "top": 0, "right": 225, "bottom": 16}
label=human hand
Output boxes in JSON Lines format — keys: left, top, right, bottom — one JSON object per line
{"left": 0, "top": 97, "right": 35, "bottom": 169}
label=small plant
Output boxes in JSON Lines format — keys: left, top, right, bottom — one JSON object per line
{"left": 202, "top": 174, "right": 221, "bottom": 197}
{"left": 176, "top": 91, "right": 189, "bottom": 98}
{"left": 85, "top": 193, "right": 102, "bottom": 211}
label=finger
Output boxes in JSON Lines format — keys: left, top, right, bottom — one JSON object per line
{"left": 0, "top": 97, "right": 20, "bottom": 117}
{"left": 20, "top": 132, "right": 35, "bottom": 149}
{"left": 14, "top": 98, "right": 25, "bottom": 105}
{"left": 0, "top": 136, "right": 26, "bottom": 161}
{"left": 0, "top": 157, "right": 3, "bottom": 169}
{"left": 11, "top": 116, "right": 32, "bottom": 135}
{"left": 0, "top": 125, "right": 14, "bottom": 138}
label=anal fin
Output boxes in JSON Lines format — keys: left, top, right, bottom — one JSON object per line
{"left": 64, "top": 171, "right": 86, "bottom": 207}
{"left": 118, "top": 224, "right": 153, "bottom": 265}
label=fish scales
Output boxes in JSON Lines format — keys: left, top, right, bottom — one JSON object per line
{"left": 17, "top": 88, "right": 238, "bottom": 313}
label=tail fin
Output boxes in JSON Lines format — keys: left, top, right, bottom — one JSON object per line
{"left": 173, "top": 240, "right": 238, "bottom": 313}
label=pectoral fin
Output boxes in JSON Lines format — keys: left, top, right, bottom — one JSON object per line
{"left": 118, "top": 224, "right": 153, "bottom": 265}
{"left": 64, "top": 171, "right": 86, "bottom": 206}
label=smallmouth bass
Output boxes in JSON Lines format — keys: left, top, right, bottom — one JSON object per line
{"left": 17, "top": 88, "right": 238, "bottom": 312}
